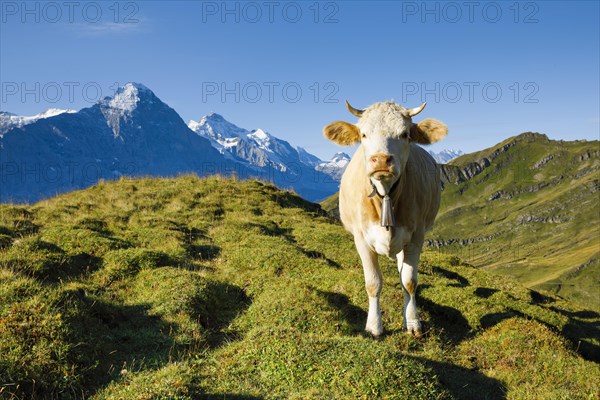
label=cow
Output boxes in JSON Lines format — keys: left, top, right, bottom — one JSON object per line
{"left": 323, "top": 100, "right": 448, "bottom": 337}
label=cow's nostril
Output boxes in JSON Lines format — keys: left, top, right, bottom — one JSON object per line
{"left": 371, "top": 154, "right": 393, "bottom": 166}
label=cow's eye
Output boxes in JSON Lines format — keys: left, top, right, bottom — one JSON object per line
{"left": 361, "top": 133, "right": 367, "bottom": 139}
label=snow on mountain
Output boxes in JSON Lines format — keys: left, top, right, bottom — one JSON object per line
{"left": 0, "top": 108, "right": 76, "bottom": 136}
{"left": 324, "top": 152, "right": 351, "bottom": 168}
{"left": 316, "top": 152, "right": 351, "bottom": 181}
{"left": 0, "top": 82, "right": 226, "bottom": 203}
{"left": 99, "top": 82, "right": 152, "bottom": 136}
{"left": 187, "top": 113, "right": 249, "bottom": 159}
{"left": 189, "top": 114, "right": 304, "bottom": 172}
{"left": 187, "top": 113, "right": 339, "bottom": 199}
{"left": 0, "top": 83, "right": 340, "bottom": 203}
{"left": 428, "top": 149, "right": 464, "bottom": 164}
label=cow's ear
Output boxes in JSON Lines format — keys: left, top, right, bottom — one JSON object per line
{"left": 323, "top": 121, "right": 361, "bottom": 146}
{"left": 410, "top": 118, "right": 448, "bottom": 144}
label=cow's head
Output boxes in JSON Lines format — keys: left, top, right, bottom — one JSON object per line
{"left": 323, "top": 101, "right": 447, "bottom": 195}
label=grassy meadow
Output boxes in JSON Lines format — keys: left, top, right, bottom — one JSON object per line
{"left": 0, "top": 176, "right": 598, "bottom": 399}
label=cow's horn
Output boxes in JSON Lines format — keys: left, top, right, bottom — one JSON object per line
{"left": 407, "top": 102, "right": 427, "bottom": 117}
{"left": 345, "top": 100, "right": 364, "bottom": 118}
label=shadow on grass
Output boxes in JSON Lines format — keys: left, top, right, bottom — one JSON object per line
{"left": 480, "top": 306, "right": 600, "bottom": 362}
{"left": 480, "top": 309, "right": 526, "bottom": 329}
{"left": 0, "top": 239, "right": 103, "bottom": 284}
{"left": 317, "top": 290, "right": 367, "bottom": 334}
{"left": 246, "top": 222, "right": 294, "bottom": 242}
{"left": 13, "top": 281, "right": 252, "bottom": 398}
{"left": 418, "top": 293, "right": 472, "bottom": 345}
{"left": 417, "top": 357, "right": 507, "bottom": 400}
{"left": 529, "top": 289, "right": 556, "bottom": 305}
{"left": 431, "top": 266, "right": 470, "bottom": 287}
{"left": 187, "top": 243, "right": 221, "bottom": 262}
{"left": 474, "top": 287, "right": 499, "bottom": 299}
{"left": 6, "top": 292, "right": 182, "bottom": 398}
{"left": 302, "top": 249, "right": 341, "bottom": 269}
{"left": 270, "top": 191, "right": 324, "bottom": 214}
{"left": 201, "top": 282, "right": 252, "bottom": 349}
{"left": 549, "top": 306, "right": 600, "bottom": 362}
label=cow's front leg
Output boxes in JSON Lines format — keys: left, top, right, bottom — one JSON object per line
{"left": 354, "top": 235, "right": 383, "bottom": 336}
{"left": 399, "top": 239, "right": 423, "bottom": 336}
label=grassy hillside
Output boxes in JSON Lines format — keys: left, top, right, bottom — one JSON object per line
{"left": 1, "top": 176, "right": 599, "bottom": 399}
{"left": 322, "top": 133, "right": 599, "bottom": 311}
{"left": 431, "top": 133, "right": 599, "bottom": 310}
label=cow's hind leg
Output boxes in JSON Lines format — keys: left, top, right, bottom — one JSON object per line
{"left": 354, "top": 236, "right": 383, "bottom": 337}
{"left": 399, "top": 237, "right": 424, "bottom": 336}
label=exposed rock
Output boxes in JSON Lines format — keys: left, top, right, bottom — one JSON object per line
{"left": 516, "top": 213, "right": 572, "bottom": 224}
{"left": 579, "top": 149, "right": 600, "bottom": 161}
{"left": 533, "top": 154, "right": 555, "bottom": 169}
{"left": 425, "top": 233, "right": 500, "bottom": 248}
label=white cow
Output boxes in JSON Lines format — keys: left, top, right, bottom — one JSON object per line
{"left": 323, "top": 101, "right": 448, "bottom": 336}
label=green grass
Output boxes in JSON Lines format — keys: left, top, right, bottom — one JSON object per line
{"left": 0, "top": 176, "right": 598, "bottom": 399}
{"left": 431, "top": 133, "right": 600, "bottom": 310}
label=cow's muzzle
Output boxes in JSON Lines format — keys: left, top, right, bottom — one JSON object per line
{"left": 369, "top": 153, "right": 394, "bottom": 179}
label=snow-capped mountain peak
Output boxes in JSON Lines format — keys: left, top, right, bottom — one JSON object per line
{"left": 99, "top": 82, "right": 156, "bottom": 136}
{"left": 189, "top": 113, "right": 249, "bottom": 141}
{"left": 248, "top": 129, "right": 271, "bottom": 150}
{"left": 315, "top": 152, "right": 351, "bottom": 180}
{"left": 1, "top": 83, "right": 339, "bottom": 203}
{"left": 189, "top": 113, "right": 325, "bottom": 175}
{"left": 0, "top": 108, "right": 76, "bottom": 136}
{"left": 329, "top": 152, "right": 351, "bottom": 167}
{"left": 101, "top": 82, "right": 150, "bottom": 114}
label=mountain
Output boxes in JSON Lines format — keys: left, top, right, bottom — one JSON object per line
{"left": 187, "top": 113, "right": 339, "bottom": 200}
{"left": 0, "top": 108, "right": 76, "bottom": 136}
{"left": 0, "top": 82, "right": 464, "bottom": 204}
{"left": 0, "top": 176, "right": 597, "bottom": 398}
{"left": 188, "top": 113, "right": 300, "bottom": 171}
{"left": 428, "top": 149, "right": 464, "bottom": 164}
{"left": 431, "top": 132, "right": 600, "bottom": 310}
{"left": 0, "top": 83, "right": 230, "bottom": 203}
{"left": 316, "top": 152, "right": 351, "bottom": 181}
{"left": 0, "top": 83, "right": 339, "bottom": 203}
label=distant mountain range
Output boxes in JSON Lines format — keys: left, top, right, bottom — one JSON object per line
{"left": 0, "top": 82, "right": 463, "bottom": 204}
{"left": 187, "top": 113, "right": 348, "bottom": 184}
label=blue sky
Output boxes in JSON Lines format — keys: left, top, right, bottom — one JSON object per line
{"left": 1, "top": 1, "right": 598, "bottom": 160}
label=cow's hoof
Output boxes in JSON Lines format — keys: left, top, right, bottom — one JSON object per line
{"left": 365, "top": 323, "right": 383, "bottom": 338}
{"left": 405, "top": 320, "right": 422, "bottom": 337}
